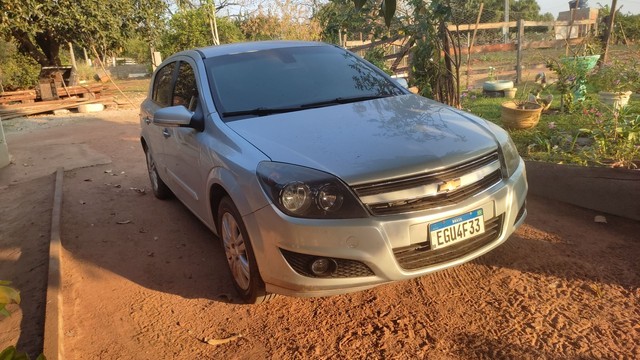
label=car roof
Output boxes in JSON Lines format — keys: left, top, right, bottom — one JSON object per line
{"left": 194, "top": 40, "right": 331, "bottom": 59}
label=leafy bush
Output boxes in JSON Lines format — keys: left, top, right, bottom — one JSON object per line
{"left": 0, "top": 40, "right": 40, "bottom": 91}
{"left": 363, "top": 47, "right": 392, "bottom": 75}
{"left": 589, "top": 60, "right": 640, "bottom": 93}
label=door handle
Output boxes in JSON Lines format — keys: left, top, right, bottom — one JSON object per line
{"left": 162, "top": 129, "right": 171, "bottom": 138}
{"left": 144, "top": 117, "right": 151, "bottom": 125}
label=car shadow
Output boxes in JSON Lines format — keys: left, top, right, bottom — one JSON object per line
{"left": 61, "top": 167, "right": 244, "bottom": 304}
{"left": 475, "top": 194, "right": 640, "bottom": 290}
{"left": 11, "top": 114, "right": 246, "bottom": 304}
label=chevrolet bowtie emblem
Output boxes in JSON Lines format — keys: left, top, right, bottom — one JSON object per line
{"left": 437, "top": 178, "right": 462, "bottom": 193}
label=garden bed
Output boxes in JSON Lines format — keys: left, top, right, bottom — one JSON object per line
{"left": 525, "top": 161, "right": 640, "bottom": 221}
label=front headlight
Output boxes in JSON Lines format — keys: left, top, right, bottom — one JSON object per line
{"left": 482, "top": 120, "right": 522, "bottom": 178}
{"left": 256, "top": 162, "right": 368, "bottom": 219}
{"left": 501, "top": 135, "right": 521, "bottom": 178}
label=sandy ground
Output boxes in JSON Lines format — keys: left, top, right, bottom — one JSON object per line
{"left": 0, "top": 108, "right": 639, "bottom": 359}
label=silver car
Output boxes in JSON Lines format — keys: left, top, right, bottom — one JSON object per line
{"left": 140, "top": 41, "right": 527, "bottom": 303}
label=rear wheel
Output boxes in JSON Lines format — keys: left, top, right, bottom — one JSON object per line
{"left": 218, "top": 197, "right": 275, "bottom": 304}
{"left": 144, "top": 148, "right": 171, "bottom": 199}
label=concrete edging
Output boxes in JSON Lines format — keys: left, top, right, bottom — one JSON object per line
{"left": 43, "top": 167, "right": 64, "bottom": 359}
{"left": 525, "top": 161, "right": 640, "bottom": 221}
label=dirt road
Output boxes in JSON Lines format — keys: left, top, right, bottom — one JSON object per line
{"left": 1, "top": 109, "right": 638, "bottom": 359}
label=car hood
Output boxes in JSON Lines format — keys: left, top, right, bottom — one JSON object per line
{"left": 226, "top": 94, "right": 498, "bottom": 184}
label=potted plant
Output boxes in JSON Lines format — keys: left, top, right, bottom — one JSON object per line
{"left": 526, "top": 72, "right": 554, "bottom": 111}
{"left": 590, "top": 60, "right": 637, "bottom": 109}
{"left": 501, "top": 85, "right": 543, "bottom": 130}
{"left": 546, "top": 36, "right": 601, "bottom": 111}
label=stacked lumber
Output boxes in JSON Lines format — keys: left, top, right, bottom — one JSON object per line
{"left": 0, "top": 97, "right": 114, "bottom": 121}
{"left": 55, "top": 84, "right": 104, "bottom": 98}
{"left": 0, "top": 90, "right": 37, "bottom": 105}
{"left": 0, "top": 84, "right": 104, "bottom": 105}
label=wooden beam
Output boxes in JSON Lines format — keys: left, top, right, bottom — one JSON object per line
{"left": 447, "top": 21, "right": 517, "bottom": 32}
{"left": 447, "top": 19, "right": 595, "bottom": 32}
{"left": 346, "top": 35, "right": 404, "bottom": 52}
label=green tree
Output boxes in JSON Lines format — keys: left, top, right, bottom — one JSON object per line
{"left": 315, "top": 0, "right": 389, "bottom": 44}
{"left": 0, "top": 0, "right": 166, "bottom": 66}
{"left": 160, "top": 8, "right": 242, "bottom": 56}
{"left": 239, "top": 1, "right": 322, "bottom": 41}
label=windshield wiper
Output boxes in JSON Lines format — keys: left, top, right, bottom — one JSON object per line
{"left": 300, "top": 94, "right": 394, "bottom": 109}
{"left": 222, "top": 106, "right": 302, "bottom": 117}
{"left": 222, "top": 94, "right": 395, "bottom": 118}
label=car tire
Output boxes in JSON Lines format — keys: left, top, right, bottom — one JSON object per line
{"left": 144, "top": 148, "right": 172, "bottom": 199}
{"left": 218, "top": 197, "right": 275, "bottom": 304}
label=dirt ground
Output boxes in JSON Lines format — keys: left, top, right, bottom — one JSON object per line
{"left": 0, "top": 108, "right": 639, "bottom": 359}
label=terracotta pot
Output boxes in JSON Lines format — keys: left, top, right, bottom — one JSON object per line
{"left": 501, "top": 101, "right": 543, "bottom": 129}
{"left": 598, "top": 91, "right": 633, "bottom": 109}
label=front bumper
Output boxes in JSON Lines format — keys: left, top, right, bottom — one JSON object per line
{"left": 242, "top": 160, "right": 528, "bottom": 297}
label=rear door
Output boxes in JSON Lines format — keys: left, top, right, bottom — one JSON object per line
{"left": 141, "top": 61, "right": 177, "bottom": 179}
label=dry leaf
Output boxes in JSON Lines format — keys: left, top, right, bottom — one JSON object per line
{"left": 204, "top": 334, "right": 243, "bottom": 346}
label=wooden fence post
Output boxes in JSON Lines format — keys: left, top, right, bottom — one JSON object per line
{"left": 516, "top": 19, "right": 524, "bottom": 84}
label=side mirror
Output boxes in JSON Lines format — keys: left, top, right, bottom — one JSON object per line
{"left": 153, "top": 106, "right": 193, "bottom": 127}
{"left": 393, "top": 77, "right": 409, "bottom": 89}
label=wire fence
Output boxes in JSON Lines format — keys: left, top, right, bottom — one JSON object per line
{"left": 345, "top": 7, "right": 601, "bottom": 89}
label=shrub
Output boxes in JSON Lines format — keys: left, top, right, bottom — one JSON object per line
{"left": 0, "top": 40, "right": 40, "bottom": 91}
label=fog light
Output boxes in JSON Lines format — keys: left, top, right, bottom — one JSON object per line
{"left": 309, "top": 258, "right": 337, "bottom": 276}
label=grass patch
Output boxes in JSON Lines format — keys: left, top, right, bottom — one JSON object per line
{"left": 462, "top": 90, "right": 640, "bottom": 168}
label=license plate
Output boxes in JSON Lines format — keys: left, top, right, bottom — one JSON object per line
{"left": 429, "top": 209, "right": 485, "bottom": 250}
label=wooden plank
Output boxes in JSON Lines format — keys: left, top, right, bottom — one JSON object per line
{"left": 347, "top": 35, "right": 404, "bottom": 52}
{"left": 447, "top": 21, "right": 517, "bottom": 31}
{"left": 0, "top": 98, "right": 84, "bottom": 111}
{"left": 0, "top": 94, "right": 38, "bottom": 105}
{"left": 55, "top": 84, "right": 103, "bottom": 98}
{"left": 447, "top": 19, "right": 595, "bottom": 32}
{"left": 453, "top": 37, "right": 585, "bottom": 55}
{"left": 0, "top": 90, "right": 37, "bottom": 96}
{"left": 0, "top": 98, "right": 112, "bottom": 120}
{"left": 516, "top": 20, "right": 525, "bottom": 84}
{"left": 523, "top": 19, "right": 595, "bottom": 27}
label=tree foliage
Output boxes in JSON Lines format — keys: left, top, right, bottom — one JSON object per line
{"left": 160, "top": 7, "right": 243, "bottom": 56}
{"left": 315, "top": 0, "right": 396, "bottom": 44}
{"left": 239, "top": 0, "right": 322, "bottom": 41}
{"left": 0, "top": 0, "right": 166, "bottom": 66}
{"left": 0, "top": 40, "right": 40, "bottom": 91}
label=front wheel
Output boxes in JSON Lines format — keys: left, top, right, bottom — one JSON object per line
{"left": 218, "top": 197, "right": 275, "bottom": 304}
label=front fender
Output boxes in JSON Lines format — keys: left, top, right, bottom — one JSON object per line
{"left": 205, "top": 165, "right": 271, "bottom": 234}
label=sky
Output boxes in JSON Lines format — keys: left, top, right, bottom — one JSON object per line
{"left": 537, "top": 0, "right": 640, "bottom": 16}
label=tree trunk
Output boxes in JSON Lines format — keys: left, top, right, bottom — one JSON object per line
{"left": 10, "top": 29, "right": 49, "bottom": 67}
{"left": 35, "top": 31, "right": 62, "bottom": 66}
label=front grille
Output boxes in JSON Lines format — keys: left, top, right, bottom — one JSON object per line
{"left": 367, "top": 170, "right": 502, "bottom": 216}
{"left": 280, "top": 249, "right": 375, "bottom": 278}
{"left": 352, "top": 151, "right": 502, "bottom": 216}
{"left": 393, "top": 215, "right": 503, "bottom": 270}
{"left": 353, "top": 151, "right": 499, "bottom": 197}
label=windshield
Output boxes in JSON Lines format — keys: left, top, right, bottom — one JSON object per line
{"left": 204, "top": 45, "right": 404, "bottom": 119}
